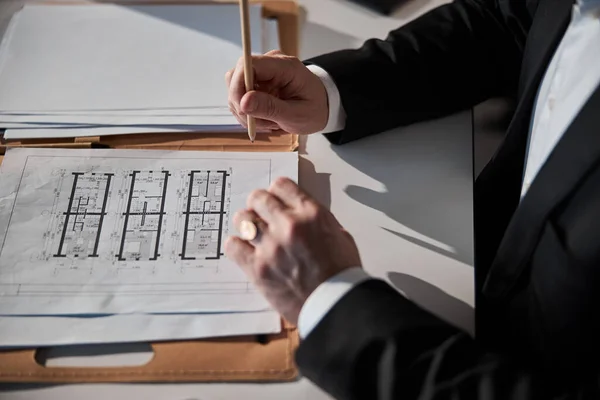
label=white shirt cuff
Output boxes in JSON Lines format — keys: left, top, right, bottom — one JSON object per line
{"left": 306, "top": 64, "right": 347, "bottom": 134}
{"left": 298, "top": 267, "right": 372, "bottom": 338}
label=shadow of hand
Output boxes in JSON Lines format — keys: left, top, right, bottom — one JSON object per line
{"left": 333, "top": 113, "right": 474, "bottom": 266}
{"left": 388, "top": 272, "right": 474, "bottom": 335}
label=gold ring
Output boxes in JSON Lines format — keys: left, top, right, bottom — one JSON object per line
{"left": 239, "top": 219, "right": 259, "bottom": 241}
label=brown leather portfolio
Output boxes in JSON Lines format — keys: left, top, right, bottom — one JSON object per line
{"left": 0, "top": 0, "right": 300, "bottom": 383}
{"left": 0, "top": 322, "right": 299, "bottom": 383}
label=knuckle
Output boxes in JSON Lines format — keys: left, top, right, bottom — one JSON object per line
{"left": 265, "top": 195, "right": 280, "bottom": 213}
{"left": 270, "top": 176, "right": 290, "bottom": 190}
{"left": 247, "top": 189, "right": 265, "bottom": 207}
{"left": 276, "top": 176, "right": 291, "bottom": 187}
{"left": 341, "top": 228, "right": 354, "bottom": 240}
{"left": 281, "top": 216, "right": 301, "bottom": 241}
{"left": 342, "top": 229, "right": 358, "bottom": 247}
{"left": 247, "top": 189, "right": 260, "bottom": 203}
{"left": 347, "top": 233, "right": 358, "bottom": 246}
{"left": 283, "top": 55, "right": 300, "bottom": 65}
{"left": 302, "top": 201, "right": 321, "bottom": 220}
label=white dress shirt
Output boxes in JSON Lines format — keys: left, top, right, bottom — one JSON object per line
{"left": 299, "top": 0, "right": 600, "bottom": 339}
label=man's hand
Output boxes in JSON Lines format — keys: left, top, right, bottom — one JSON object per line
{"left": 225, "top": 50, "right": 329, "bottom": 135}
{"left": 224, "top": 177, "right": 361, "bottom": 325}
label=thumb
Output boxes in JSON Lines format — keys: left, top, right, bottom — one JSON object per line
{"left": 240, "top": 91, "right": 291, "bottom": 123}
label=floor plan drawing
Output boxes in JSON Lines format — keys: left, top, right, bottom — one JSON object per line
{"left": 0, "top": 148, "right": 296, "bottom": 316}
{"left": 180, "top": 170, "right": 229, "bottom": 260}
{"left": 53, "top": 172, "right": 113, "bottom": 259}
{"left": 117, "top": 170, "right": 169, "bottom": 261}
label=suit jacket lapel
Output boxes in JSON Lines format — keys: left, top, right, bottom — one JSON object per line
{"left": 477, "top": 0, "right": 573, "bottom": 298}
{"left": 484, "top": 85, "right": 600, "bottom": 299}
{"left": 474, "top": 0, "right": 573, "bottom": 279}
{"left": 517, "top": 0, "right": 573, "bottom": 100}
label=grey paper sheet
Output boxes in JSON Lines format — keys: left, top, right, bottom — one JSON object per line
{"left": 0, "top": 4, "right": 262, "bottom": 128}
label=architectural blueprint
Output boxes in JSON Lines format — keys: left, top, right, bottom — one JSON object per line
{"left": 0, "top": 148, "right": 298, "bottom": 315}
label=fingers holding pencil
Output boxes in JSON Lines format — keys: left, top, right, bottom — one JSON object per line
{"left": 225, "top": 51, "right": 330, "bottom": 135}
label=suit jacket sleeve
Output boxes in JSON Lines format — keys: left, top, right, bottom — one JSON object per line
{"left": 304, "top": 0, "right": 527, "bottom": 144}
{"left": 296, "top": 280, "right": 596, "bottom": 400}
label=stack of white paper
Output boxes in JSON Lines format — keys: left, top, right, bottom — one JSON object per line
{"left": 0, "top": 148, "right": 298, "bottom": 347}
{"left": 0, "top": 4, "right": 267, "bottom": 139}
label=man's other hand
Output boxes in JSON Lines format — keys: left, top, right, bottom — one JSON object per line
{"left": 225, "top": 50, "right": 329, "bottom": 135}
{"left": 224, "top": 177, "right": 361, "bottom": 325}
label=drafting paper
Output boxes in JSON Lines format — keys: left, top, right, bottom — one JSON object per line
{"left": 0, "top": 311, "right": 280, "bottom": 348}
{"left": 0, "top": 4, "right": 262, "bottom": 113}
{"left": 0, "top": 109, "right": 245, "bottom": 137}
{"left": 3, "top": 124, "right": 244, "bottom": 140}
{"left": 0, "top": 148, "right": 298, "bottom": 315}
{"left": 2, "top": 124, "right": 258, "bottom": 140}
{"left": 0, "top": 109, "right": 238, "bottom": 126}
{"left": 0, "top": 107, "right": 232, "bottom": 116}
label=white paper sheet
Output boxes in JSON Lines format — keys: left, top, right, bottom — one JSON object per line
{"left": 2, "top": 125, "right": 252, "bottom": 139}
{"left": 1, "top": 107, "right": 232, "bottom": 116}
{"left": 0, "top": 4, "right": 262, "bottom": 114}
{"left": 2, "top": 124, "right": 274, "bottom": 139}
{"left": 0, "top": 108, "right": 245, "bottom": 139}
{"left": 0, "top": 148, "right": 298, "bottom": 315}
{"left": 0, "top": 110, "right": 239, "bottom": 127}
{"left": 0, "top": 112, "right": 236, "bottom": 126}
{"left": 0, "top": 311, "right": 281, "bottom": 348}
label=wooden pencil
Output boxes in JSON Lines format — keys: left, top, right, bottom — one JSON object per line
{"left": 239, "top": 0, "right": 256, "bottom": 142}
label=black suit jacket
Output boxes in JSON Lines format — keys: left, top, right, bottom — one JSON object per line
{"left": 298, "top": 0, "right": 600, "bottom": 398}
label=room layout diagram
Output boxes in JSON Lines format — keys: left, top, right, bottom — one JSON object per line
{"left": 53, "top": 172, "right": 113, "bottom": 259}
{"left": 180, "top": 170, "right": 229, "bottom": 260}
{"left": 0, "top": 149, "right": 294, "bottom": 315}
{"left": 116, "top": 170, "right": 169, "bottom": 261}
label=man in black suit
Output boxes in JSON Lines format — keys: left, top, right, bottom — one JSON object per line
{"left": 224, "top": 0, "right": 600, "bottom": 398}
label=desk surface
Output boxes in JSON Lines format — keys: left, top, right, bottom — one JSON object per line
{"left": 0, "top": 0, "right": 473, "bottom": 399}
